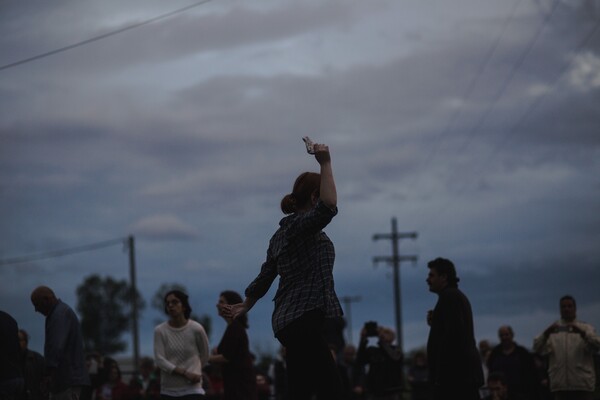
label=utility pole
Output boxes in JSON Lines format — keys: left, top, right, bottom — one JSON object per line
{"left": 372, "top": 217, "right": 417, "bottom": 353}
{"left": 340, "top": 295, "right": 362, "bottom": 346}
{"left": 127, "top": 235, "right": 140, "bottom": 373}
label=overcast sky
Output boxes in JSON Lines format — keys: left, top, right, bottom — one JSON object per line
{"left": 1, "top": 0, "right": 599, "bottom": 360}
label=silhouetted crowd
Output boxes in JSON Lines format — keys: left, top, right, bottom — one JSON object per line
{"left": 2, "top": 286, "right": 600, "bottom": 400}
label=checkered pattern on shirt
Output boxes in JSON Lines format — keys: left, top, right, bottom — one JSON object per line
{"left": 245, "top": 201, "right": 343, "bottom": 334}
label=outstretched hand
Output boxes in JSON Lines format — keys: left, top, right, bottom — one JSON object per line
{"left": 221, "top": 303, "right": 248, "bottom": 320}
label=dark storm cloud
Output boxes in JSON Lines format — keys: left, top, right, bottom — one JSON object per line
{"left": 0, "top": 1, "right": 367, "bottom": 74}
{"left": 2, "top": 0, "right": 599, "bottom": 357}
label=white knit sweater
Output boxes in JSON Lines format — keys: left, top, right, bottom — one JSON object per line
{"left": 154, "top": 319, "right": 210, "bottom": 396}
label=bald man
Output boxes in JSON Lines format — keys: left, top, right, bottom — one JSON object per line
{"left": 31, "top": 286, "right": 89, "bottom": 400}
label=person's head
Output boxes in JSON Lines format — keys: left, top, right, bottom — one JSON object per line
{"left": 559, "top": 295, "right": 577, "bottom": 322}
{"left": 378, "top": 326, "right": 396, "bottom": 344}
{"left": 479, "top": 339, "right": 492, "bottom": 360}
{"left": 108, "top": 361, "right": 122, "bottom": 383}
{"left": 426, "top": 257, "right": 459, "bottom": 293}
{"left": 164, "top": 290, "right": 192, "bottom": 320}
{"left": 18, "top": 329, "right": 29, "bottom": 351}
{"left": 487, "top": 372, "right": 508, "bottom": 400}
{"left": 412, "top": 351, "right": 427, "bottom": 366}
{"left": 217, "top": 290, "right": 248, "bottom": 328}
{"left": 139, "top": 357, "right": 155, "bottom": 378}
{"left": 498, "top": 325, "right": 514, "bottom": 346}
{"left": 85, "top": 353, "right": 100, "bottom": 374}
{"left": 280, "top": 172, "right": 321, "bottom": 214}
{"left": 30, "top": 286, "right": 58, "bottom": 316}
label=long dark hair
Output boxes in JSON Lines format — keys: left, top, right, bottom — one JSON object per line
{"left": 220, "top": 290, "right": 248, "bottom": 328}
{"left": 164, "top": 290, "right": 192, "bottom": 319}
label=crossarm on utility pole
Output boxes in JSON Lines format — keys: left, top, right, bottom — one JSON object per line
{"left": 372, "top": 217, "right": 418, "bottom": 354}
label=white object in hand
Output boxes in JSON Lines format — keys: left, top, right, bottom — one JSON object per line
{"left": 302, "top": 136, "right": 315, "bottom": 154}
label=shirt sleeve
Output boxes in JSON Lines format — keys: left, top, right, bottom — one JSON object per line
{"left": 532, "top": 332, "right": 551, "bottom": 355}
{"left": 195, "top": 324, "right": 210, "bottom": 368}
{"left": 154, "top": 326, "right": 176, "bottom": 373}
{"left": 245, "top": 251, "right": 278, "bottom": 300}
{"left": 285, "top": 201, "right": 337, "bottom": 240}
{"left": 581, "top": 323, "right": 600, "bottom": 352}
{"left": 44, "top": 304, "right": 71, "bottom": 368}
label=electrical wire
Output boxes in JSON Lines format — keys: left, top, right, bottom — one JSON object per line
{"left": 453, "top": 0, "right": 561, "bottom": 155}
{"left": 0, "top": 238, "right": 127, "bottom": 266}
{"left": 419, "top": 0, "right": 524, "bottom": 171}
{"left": 465, "top": 17, "right": 600, "bottom": 187}
{"left": 0, "top": 0, "right": 212, "bottom": 72}
{"left": 418, "top": 12, "right": 600, "bottom": 233}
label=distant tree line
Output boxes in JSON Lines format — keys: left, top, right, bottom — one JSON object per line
{"left": 76, "top": 275, "right": 211, "bottom": 356}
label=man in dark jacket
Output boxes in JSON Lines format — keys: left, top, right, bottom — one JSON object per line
{"left": 426, "top": 257, "right": 483, "bottom": 400}
{"left": 31, "top": 286, "right": 90, "bottom": 400}
{"left": 487, "top": 325, "right": 539, "bottom": 399}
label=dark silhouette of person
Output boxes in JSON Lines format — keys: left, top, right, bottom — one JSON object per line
{"left": 533, "top": 295, "right": 600, "bottom": 400}
{"left": 18, "top": 329, "right": 46, "bottom": 400}
{"left": 0, "top": 310, "right": 24, "bottom": 400}
{"left": 425, "top": 258, "right": 483, "bottom": 400}
{"left": 209, "top": 290, "right": 258, "bottom": 400}
{"left": 407, "top": 351, "right": 431, "bottom": 400}
{"left": 356, "top": 325, "right": 404, "bottom": 400}
{"left": 226, "top": 142, "right": 344, "bottom": 400}
{"left": 487, "top": 325, "right": 539, "bottom": 399}
{"left": 30, "top": 286, "right": 90, "bottom": 400}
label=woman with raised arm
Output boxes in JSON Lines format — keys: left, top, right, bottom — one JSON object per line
{"left": 154, "top": 290, "right": 210, "bottom": 400}
{"left": 223, "top": 142, "right": 344, "bottom": 400}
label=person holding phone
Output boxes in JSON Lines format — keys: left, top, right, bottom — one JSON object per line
{"left": 224, "top": 140, "right": 344, "bottom": 400}
{"left": 356, "top": 323, "right": 404, "bottom": 399}
{"left": 533, "top": 295, "right": 600, "bottom": 400}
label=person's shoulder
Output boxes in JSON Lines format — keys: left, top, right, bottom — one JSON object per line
{"left": 439, "top": 286, "right": 461, "bottom": 299}
{"left": 188, "top": 319, "right": 207, "bottom": 332}
{"left": 575, "top": 319, "right": 594, "bottom": 328}
{"left": 28, "top": 349, "right": 44, "bottom": 359}
{"left": 315, "top": 200, "right": 338, "bottom": 216}
{"left": 53, "top": 300, "right": 77, "bottom": 318}
{"left": 57, "top": 299, "right": 77, "bottom": 313}
{"left": 515, "top": 343, "right": 531, "bottom": 352}
{"left": 154, "top": 321, "right": 168, "bottom": 332}
{"left": 489, "top": 344, "right": 503, "bottom": 354}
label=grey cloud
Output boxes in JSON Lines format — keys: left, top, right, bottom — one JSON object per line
{"left": 0, "top": 2, "right": 366, "bottom": 75}
{"left": 129, "top": 214, "right": 199, "bottom": 241}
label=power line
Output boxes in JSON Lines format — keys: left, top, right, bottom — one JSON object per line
{"left": 419, "top": 13, "right": 600, "bottom": 233}
{"left": 0, "top": 238, "right": 126, "bottom": 266}
{"left": 463, "top": 17, "right": 600, "bottom": 189}
{"left": 453, "top": 0, "right": 561, "bottom": 155}
{"left": 0, "top": 0, "right": 212, "bottom": 72}
{"left": 418, "top": 0, "right": 524, "bottom": 172}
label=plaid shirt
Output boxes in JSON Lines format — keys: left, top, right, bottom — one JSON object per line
{"left": 245, "top": 200, "right": 343, "bottom": 334}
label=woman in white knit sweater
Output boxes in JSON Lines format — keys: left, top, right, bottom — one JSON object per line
{"left": 154, "top": 290, "right": 210, "bottom": 400}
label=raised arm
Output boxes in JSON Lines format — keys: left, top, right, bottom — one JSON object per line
{"left": 313, "top": 143, "right": 336, "bottom": 210}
